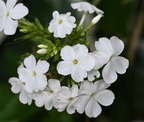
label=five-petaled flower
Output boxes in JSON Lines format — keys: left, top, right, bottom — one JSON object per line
{"left": 55, "top": 85, "right": 78, "bottom": 114}
{"left": 74, "top": 80, "right": 115, "bottom": 118}
{"left": 9, "top": 77, "right": 33, "bottom": 105}
{"left": 0, "top": 0, "right": 28, "bottom": 35}
{"left": 48, "top": 11, "right": 76, "bottom": 38}
{"left": 18, "top": 55, "right": 50, "bottom": 93}
{"left": 71, "top": 2, "right": 104, "bottom": 25}
{"left": 34, "top": 79, "right": 61, "bottom": 110}
{"left": 94, "top": 36, "right": 129, "bottom": 83}
{"left": 57, "top": 44, "right": 95, "bottom": 82}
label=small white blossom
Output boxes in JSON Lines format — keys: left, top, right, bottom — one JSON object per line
{"left": 71, "top": 2, "right": 104, "bottom": 25}
{"left": 57, "top": 44, "right": 95, "bottom": 82}
{"left": 34, "top": 79, "right": 61, "bottom": 110}
{"left": 94, "top": 36, "right": 129, "bottom": 83}
{"left": 74, "top": 80, "right": 114, "bottom": 118}
{"left": 9, "top": 77, "right": 33, "bottom": 105}
{"left": 18, "top": 54, "right": 50, "bottom": 93}
{"left": 0, "top": 0, "right": 29, "bottom": 35}
{"left": 55, "top": 85, "right": 78, "bottom": 114}
{"left": 48, "top": 11, "right": 76, "bottom": 38}
{"left": 71, "top": 2, "right": 104, "bottom": 14}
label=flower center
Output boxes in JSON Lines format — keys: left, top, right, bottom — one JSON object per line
{"left": 69, "top": 97, "right": 74, "bottom": 102}
{"left": 58, "top": 19, "right": 63, "bottom": 24}
{"left": 5, "top": 12, "right": 10, "bottom": 17}
{"left": 73, "top": 59, "right": 78, "bottom": 64}
{"left": 32, "top": 71, "right": 36, "bottom": 76}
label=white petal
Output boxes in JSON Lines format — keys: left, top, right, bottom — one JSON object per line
{"left": 35, "top": 75, "right": 47, "bottom": 91}
{"left": 87, "top": 69, "right": 100, "bottom": 81}
{"left": 0, "top": 0, "right": 6, "bottom": 15}
{"left": 48, "top": 79, "right": 61, "bottom": 92}
{"left": 71, "top": 85, "right": 78, "bottom": 98}
{"left": 8, "top": 77, "right": 23, "bottom": 93}
{"left": 19, "top": 89, "right": 32, "bottom": 105}
{"left": 10, "top": 3, "right": 29, "bottom": 19}
{"left": 55, "top": 100, "right": 68, "bottom": 112}
{"left": 94, "top": 80, "right": 110, "bottom": 92}
{"left": 85, "top": 99, "right": 102, "bottom": 118}
{"left": 57, "top": 61, "right": 73, "bottom": 75}
{"left": 71, "top": 65, "right": 87, "bottom": 82}
{"left": 45, "top": 94, "right": 55, "bottom": 110}
{"left": 67, "top": 104, "right": 76, "bottom": 114}
{"left": 102, "top": 62, "right": 118, "bottom": 83}
{"left": 34, "top": 92, "right": 46, "bottom": 107}
{"left": 92, "top": 51, "right": 110, "bottom": 69}
{"left": 0, "top": 1, "right": 6, "bottom": 31}
{"left": 4, "top": 17, "right": 18, "bottom": 35}
{"left": 79, "top": 54, "right": 95, "bottom": 71}
{"left": 95, "top": 90, "right": 115, "bottom": 106}
{"left": 52, "top": 10, "right": 59, "bottom": 19}
{"left": 6, "top": 0, "right": 17, "bottom": 11}
{"left": 79, "top": 81, "right": 95, "bottom": 95}
{"left": 24, "top": 55, "right": 36, "bottom": 71}
{"left": 112, "top": 56, "right": 129, "bottom": 74}
{"left": 18, "top": 67, "right": 31, "bottom": 83}
{"left": 110, "top": 36, "right": 124, "bottom": 56}
{"left": 58, "top": 86, "right": 71, "bottom": 100}
{"left": 0, "top": 17, "right": 5, "bottom": 31}
{"left": 24, "top": 78, "right": 36, "bottom": 93}
{"left": 35, "top": 60, "right": 49, "bottom": 74}
{"left": 60, "top": 46, "right": 75, "bottom": 61}
{"left": 92, "top": 5, "right": 104, "bottom": 14}
{"left": 95, "top": 37, "right": 113, "bottom": 57}
{"left": 75, "top": 96, "right": 89, "bottom": 114}
{"left": 73, "top": 44, "right": 88, "bottom": 59}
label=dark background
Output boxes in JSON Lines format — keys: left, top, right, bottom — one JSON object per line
{"left": 0, "top": 0, "right": 144, "bottom": 121}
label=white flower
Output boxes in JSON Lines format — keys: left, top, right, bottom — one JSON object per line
{"left": 0, "top": 0, "right": 29, "bottom": 35}
{"left": 74, "top": 80, "right": 114, "bottom": 118}
{"left": 71, "top": 2, "right": 104, "bottom": 25}
{"left": 9, "top": 77, "right": 33, "bottom": 105}
{"left": 34, "top": 79, "right": 61, "bottom": 110}
{"left": 95, "top": 36, "right": 129, "bottom": 83}
{"left": 55, "top": 85, "right": 78, "bottom": 114}
{"left": 18, "top": 54, "right": 50, "bottom": 93}
{"left": 48, "top": 11, "right": 76, "bottom": 38}
{"left": 57, "top": 44, "right": 95, "bottom": 82}
{"left": 71, "top": 2, "right": 104, "bottom": 14}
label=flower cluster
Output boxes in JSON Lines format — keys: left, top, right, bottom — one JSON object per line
{"left": 2, "top": 0, "right": 129, "bottom": 118}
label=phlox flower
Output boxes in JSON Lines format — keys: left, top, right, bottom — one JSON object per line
{"left": 18, "top": 54, "right": 50, "bottom": 93}
{"left": 48, "top": 11, "right": 76, "bottom": 38}
{"left": 74, "top": 80, "right": 114, "bottom": 118}
{"left": 34, "top": 79, "right": 61, "bottom": 110}
{"left": 94, "top": 36, "right": 129, "bottom": 83}
{"left": 71, "top": 2, "right": 104, "bottom": 25}
{"left": 55, "top": 85, "right": 78, "bottom": 114}
{"left": 9, "top": 77, "right": 33, "bottom": 105}
{"left": 57, "top": 44, "right": 95, "bottom": 82}
{"left": 71, "top": 2, "right": 104, "bottom": 14}
{"left": 0, "top": 0, "right": 28, "bottom": 35}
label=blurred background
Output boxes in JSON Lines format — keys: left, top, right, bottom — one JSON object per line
{"left": 0, "top": 0, "right": 144, "bottom": 121}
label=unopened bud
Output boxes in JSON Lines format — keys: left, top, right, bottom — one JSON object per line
{"left": 37, "top": 44, "right": 47, "bottom": 48}
{"left": 37, "top": 49, "right": 47, "bottom": 54}
{"left": 91, "top": 14, "right": 103, "bottom": 24}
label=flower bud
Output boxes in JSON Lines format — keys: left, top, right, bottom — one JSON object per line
{"left": 37, "top": 44, "right": 47, "bottom": 48}
{"left": 37, "top": 49, "right": 47, "bottom": 54}
{"left": 91, "top": 14, "right": 103, "bottom": 24}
